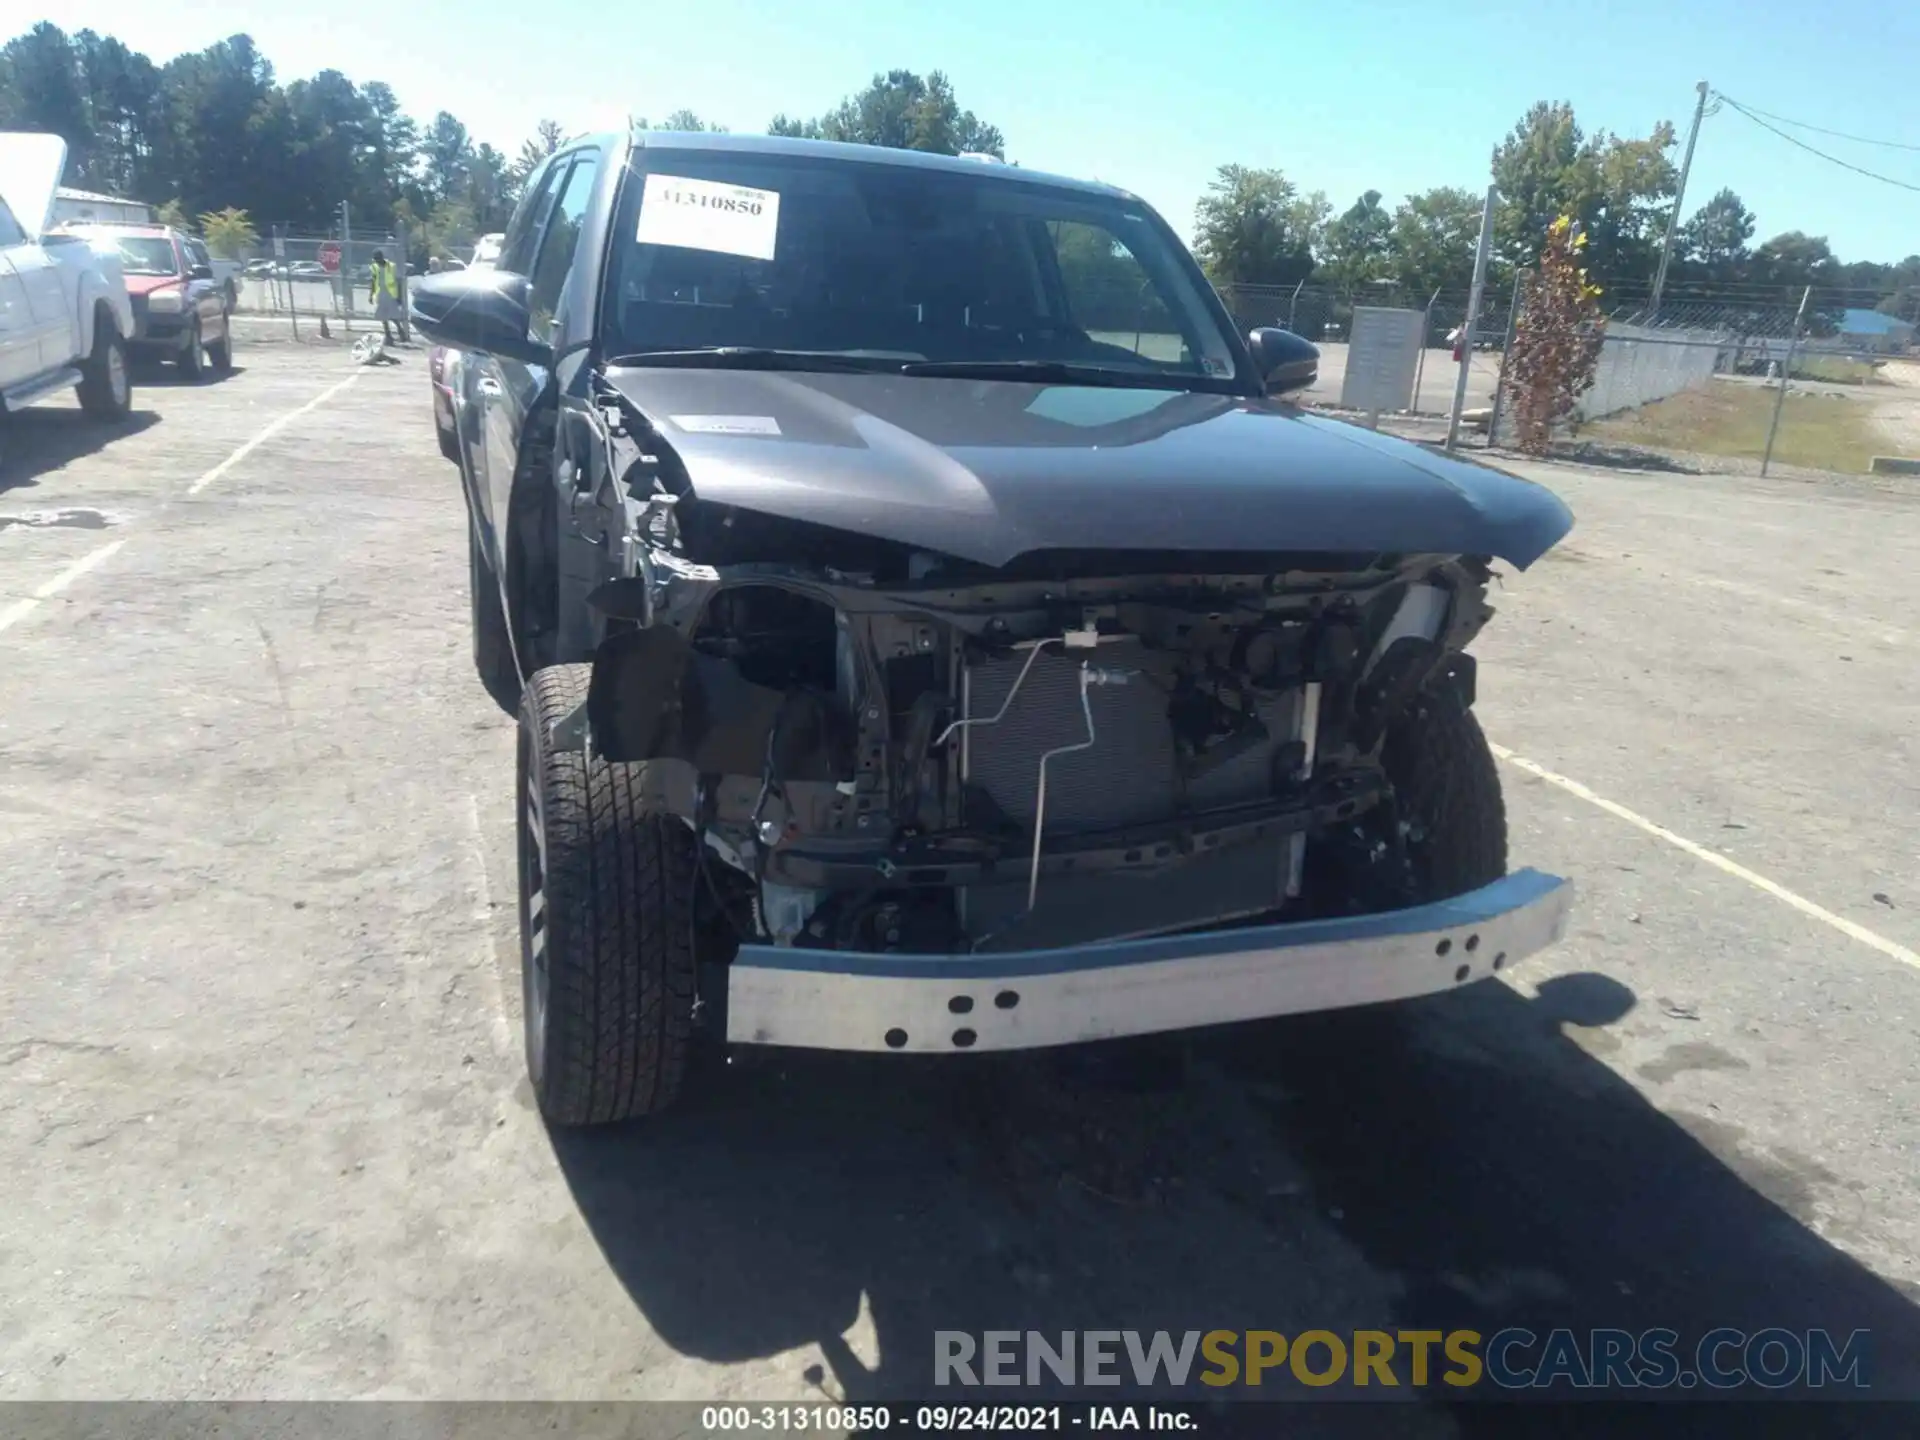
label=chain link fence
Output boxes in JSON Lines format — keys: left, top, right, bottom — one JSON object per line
{"left": 228, "top": 230, "right": 410, "bottom": 335}
{"left": 1216, "top": 282, "right": 1515, "bottom": 422}
{"left": 1214, "top": 275, "right": 1920, "bottom": 476}
{"left": 1486, "top": 293, "right": 1920, "bottom": 477}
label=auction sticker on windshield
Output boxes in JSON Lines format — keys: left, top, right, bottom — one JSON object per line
{"left": 636, "top": 174, "right": 780, "bottom": 261}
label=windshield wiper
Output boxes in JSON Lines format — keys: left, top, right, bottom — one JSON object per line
{"left": 894, "top": 358, "right": 1201, "bottom": 388}
{"left": 603, "top": 347, "right": 896, "bottom": 373}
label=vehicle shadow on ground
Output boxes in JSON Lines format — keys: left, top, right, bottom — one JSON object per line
{"left": 0, "top": 409, "right": 159, "bottom": 494}
{"left": 130, "top": 362, "right": 249, "bottom": 387}
{"left": 550, "top": 974, "right": 1920, "bottom": 1433}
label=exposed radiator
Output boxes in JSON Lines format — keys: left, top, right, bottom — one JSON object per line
{"left": 962, "top": 641, "right": 1303, "bottom": 836}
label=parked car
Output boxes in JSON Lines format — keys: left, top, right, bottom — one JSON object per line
{"left": 427, "top": 244, "right": 493, "bottom": 464}
{"left": 0, "top": 133, "right": 136, "bottom": 442}
{"left": 426, "top": 343, "right": 464, "bottom": 462}
{"left": 64, "top": 220, "right": 233, "bottom": 377}
{"left": 410, "top": 130, "right": 1575, "bottom": 1128}
{"left": 287, "top": 261, "right": 328, "bottom": 280}
{"left": 469, "top": 232, "right": 504, "bottom": 269}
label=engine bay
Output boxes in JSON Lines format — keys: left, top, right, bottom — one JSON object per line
{"left": 580, "top": 479, "right": 1496, "bottom": 956}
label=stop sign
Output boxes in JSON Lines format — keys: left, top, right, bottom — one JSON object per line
{"left": 318, "top": 241, "right": 343, "bottom": 274}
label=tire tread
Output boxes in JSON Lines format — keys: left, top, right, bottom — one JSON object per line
{"left": 523, "top": 666, "right": 695, "bottom": 1125}
{"left": 1381, "top": 681, "right": 1508, "bottom": 901}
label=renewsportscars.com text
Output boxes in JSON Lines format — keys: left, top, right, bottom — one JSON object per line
{"left": 935, "top": 1328, "right": 1870, "bottom": 1391}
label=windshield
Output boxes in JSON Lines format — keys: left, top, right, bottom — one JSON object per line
{"left": 105, "top": 235, "right": 180, "bottom": 276}
{"left": 603, "top": 151, "right": 1245, "bottom": 389}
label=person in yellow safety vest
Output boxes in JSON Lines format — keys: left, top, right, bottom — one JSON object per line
{"left": 369, "top": 249, "right": 408, "bottom": 344}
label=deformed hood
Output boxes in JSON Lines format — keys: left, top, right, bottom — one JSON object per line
{"left": 606, "top": 367, "right": 1574, "bottom": 570}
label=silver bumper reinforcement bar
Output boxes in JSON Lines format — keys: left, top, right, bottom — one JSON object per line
{"left": 725, "top": 868, "right": 1573, "bottom": 1053}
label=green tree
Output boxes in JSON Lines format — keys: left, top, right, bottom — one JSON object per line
{"left": 463, "top": 142, "right": 514, "bottom": 228}
{"left": 70, "top": 29, "right": 163, "bottom": 197}
{"left": 420, "top": 110, "right": 472, "bottom": 205}
{"left": 154, "top": 198, "right": 188, "bottom": 228}
{"left": 1387, "top": 186, "right": 1483, "bottom": 297}
{"left": 768, "top": 70, "right": 1002, "bottom": 156}
{"left": 198, "top": 205, "right": 257, "bottom": 256}
{"left": 507, "top": 118, "right": 566, "bottom": 193}
{"left": 1320, "top": 189, "right": 1393, "bottom": 290}
{"left": 154, "top": 36, "right": 281, "bottom": 219}
{"left": 1749, "top": 231, "right": 1837, "bottom": 291}
{"left": 1677, "top": 187, "right": 1755, "bottom": 281}
{"left": 660, "top": 109, "right": 724, "bottom": 133}
{"left": 1191, "top": 164, "right": 1328, "bottom": 288}
{"left": 0, "top": 23, "right": 92, "bottom": 170}
{"left": 362, "top": 80, "right": 418, "bottom": 209}
{"left": 1490, "top": 101, "right": 1676, "bottom": 290}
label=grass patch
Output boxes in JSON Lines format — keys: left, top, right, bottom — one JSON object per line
{"left": 1587, "top": 380, "right": 1885, "bottom": 473}
{"left": 1792, "top": 354, "right": 1883, "bottom": 385}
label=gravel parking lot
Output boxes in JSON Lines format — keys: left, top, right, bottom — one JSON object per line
{"left": 3, "top": 341, "right": 1918, "bottom": 1423}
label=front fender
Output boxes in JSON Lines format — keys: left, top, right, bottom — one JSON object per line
{"left": 72, "top": 254, "right": 134, "bottom": 352}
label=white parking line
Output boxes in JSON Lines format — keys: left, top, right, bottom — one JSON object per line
{"left": 0, "top": 540, "right": 127, "bottom": 635}
{"left": 1491, "top": 743, "right": 1920, "bottom": 975}
{"left": 0, "top": 373, "right": 362, "bottom": 638}
{"left": 187, "top": 372, "right": 359, "bottom": 496}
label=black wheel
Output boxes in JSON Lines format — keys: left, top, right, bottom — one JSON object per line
{"left": 469, "top": 510, "right": 519, "bottom": 711}
{"left": 517, "top": 664, "right": 699, "bottom": 1126}
{"left": 208, "top": 321, "right": 233, "bottom": 374}
{"left": 77, "top": 319, "right": 132, "bottom": 419}
{"left": 1380, "top": 680, "right": 1507, "bottom": 901}
{"left": 177, "top": 323, "right": 206, "bottom": 380}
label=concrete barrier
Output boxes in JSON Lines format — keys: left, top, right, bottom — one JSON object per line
{"left": 1868, "top": 456, "right": 1920, "bottom": 476}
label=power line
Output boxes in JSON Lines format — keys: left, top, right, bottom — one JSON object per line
{"left": 1714, "top": 92, "right": 1920, "bottom": 194}
{"left": 1710, "top": 97, "right": 1920, "bottom": 154}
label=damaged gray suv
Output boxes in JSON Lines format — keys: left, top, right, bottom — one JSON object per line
{"left": 410, "top": 129, "right": 1576, "bottom": 1127}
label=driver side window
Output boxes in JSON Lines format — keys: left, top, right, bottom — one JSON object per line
{"left": 527, "top": 155, "right": 599, "bottom": 343}
{"left": 500, "top": 158, "right": 566, "bottom": 276}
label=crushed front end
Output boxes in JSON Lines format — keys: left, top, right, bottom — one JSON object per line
{"left": 577, "top": 471, "right": 1573, "bottom": 1052}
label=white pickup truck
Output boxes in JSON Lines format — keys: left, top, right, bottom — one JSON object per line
{"left": 0, "top": 133, "right": 135, "bottom": 436}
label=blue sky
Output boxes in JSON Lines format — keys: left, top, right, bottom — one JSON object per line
{"left": 45, "top": 0, "right": 1920, "bottom": 262}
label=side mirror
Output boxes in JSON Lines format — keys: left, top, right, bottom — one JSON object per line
{"left": 190, "top": 262, "right": 214, "bottom": 280}
{"left": 409, "top": 269, "right": 550, "bottom": 365}
{"left": 1248, "top": 326, "right": 1319, "bottom": 396}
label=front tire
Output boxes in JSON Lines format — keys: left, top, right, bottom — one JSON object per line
{"left": 77, "top": 321, "right": 132, "bottom": 419}
{"left": 208, "top": 321, "right": 233, "bottom": 374}
{"left": 1380, "top": 680, "right": 1507, "bottom": 901}
{"left": 177, "top": 323, "right": 206, "bottom": 380}
{"left": 518, "top": 665, "right": 699, "bottom": 1127}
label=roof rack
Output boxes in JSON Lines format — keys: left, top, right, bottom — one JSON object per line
{"left": 957, "top": 151, "right": 1005, "bottom": 163}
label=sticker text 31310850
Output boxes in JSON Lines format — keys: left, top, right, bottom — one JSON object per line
{"left": 635, "top": 174, "right": 781, "bottom": 261}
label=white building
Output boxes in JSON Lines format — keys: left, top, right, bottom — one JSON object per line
{"left": 50, "top": 185, "right": 153, "bottom": 227}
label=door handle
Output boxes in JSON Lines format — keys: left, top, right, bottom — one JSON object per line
{"left": 476, "top": 377, "right": 503, "bottom": 397}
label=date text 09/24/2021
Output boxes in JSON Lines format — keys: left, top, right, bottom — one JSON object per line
{"left": 699, "top": 1405, "right": 1191, "bottom": 1431}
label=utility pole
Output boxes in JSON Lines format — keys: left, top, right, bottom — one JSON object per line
{"left": 340, "top": 200, "right": 354, "bottom": 330}
{"left": 1649, "top": 80, "right": 1710, "bottom": 319}
{"left": 1446, "top": 184, "right": 1498, "bottom": 452}
{"left": 1761, "top": 285, "right": 1812, "bottom": 478}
